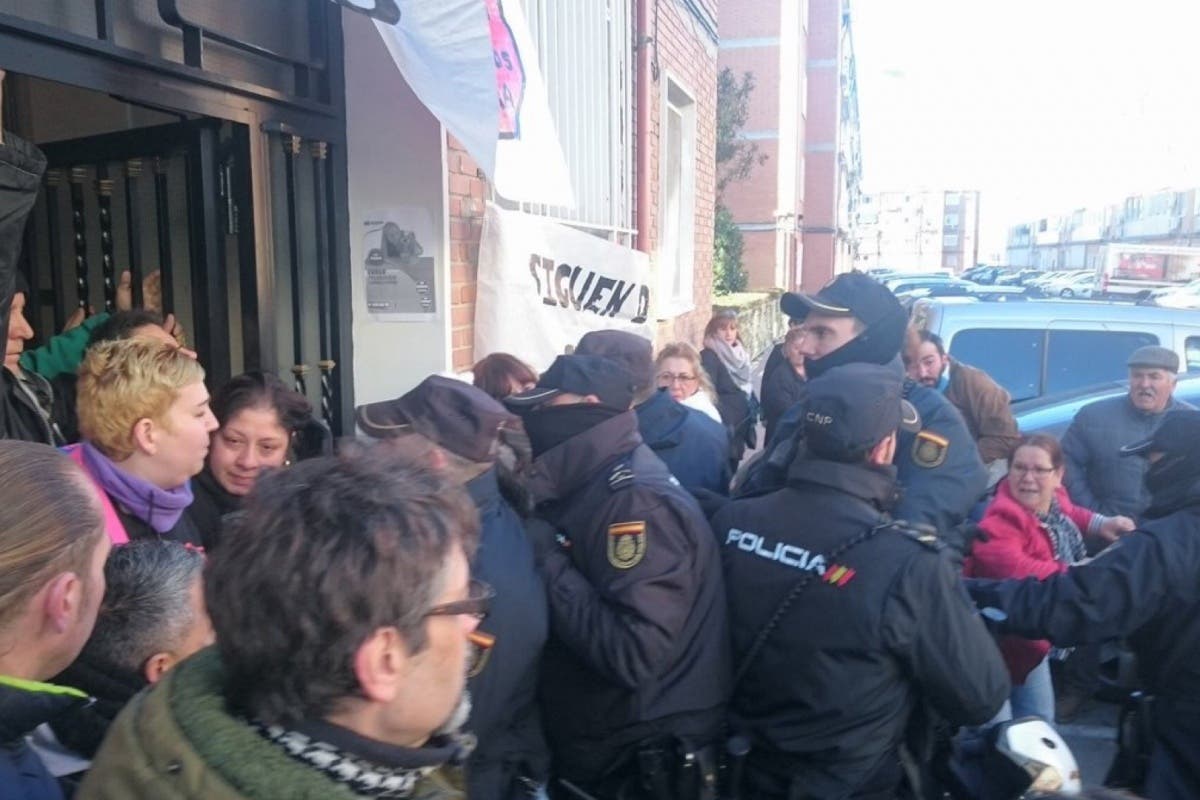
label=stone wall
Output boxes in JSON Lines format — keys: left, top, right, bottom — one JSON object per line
{"left": 713, "top": 290, "right": 785, "bottom": 359}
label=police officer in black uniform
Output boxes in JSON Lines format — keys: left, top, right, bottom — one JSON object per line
{"left": 356, "top": 376, "right": 549, "bottom": 799}
{"left": 967, "top": 409, "right": 1200, "bottom": 800}
{"left": 737, "top": 272, "right": 988, "bottom": 540}
{"left": 505, "top": 354, "right": 731, "bottom": 800}
{"left": 715, "top": 363, "right": 1009, "bottom": 800}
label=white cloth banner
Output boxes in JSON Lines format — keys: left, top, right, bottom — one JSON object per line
{"left": 372, "top": 0, "right": 573, "bottom": 207}
{"left": 476, "top": 204, "right": 652, "bottom": 369}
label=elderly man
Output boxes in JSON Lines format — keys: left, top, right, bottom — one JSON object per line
{"left": 80, "top": 447, "right": 483, "bottom": 799}
{"left": 356, "top": 376, "right": 548, "bottom": 799}
{"left": 907, "top": 329, "right": 1020, "bottom": 479}
{"left": 1062, "top": 345, "right": 1194, "bottom": 521}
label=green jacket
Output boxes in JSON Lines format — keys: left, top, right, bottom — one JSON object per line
{"left": 19, "top": 313, "right": 110, "bottom": 380}
{"left": 77, "top": 648, "right": 466, "bottom": 800}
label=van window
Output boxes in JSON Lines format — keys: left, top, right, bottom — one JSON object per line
{"left": 1045, "top": 330, "right": 1159, "bottom": 395}
{"left": 1187, "top": 336, "right": 1200, "bottom": 372}
{"left": 949, "top": 329, "right": 1043, "bottom": 402}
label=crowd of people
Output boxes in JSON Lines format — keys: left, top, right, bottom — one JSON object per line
{"left": 3, "top": 84, "right": 1200, "bottom": 800}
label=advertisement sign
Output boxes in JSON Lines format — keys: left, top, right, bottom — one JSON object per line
{"left": 1116, "top": 253, "right": 1166, "bottom": 280}
{"left": 475, "top": 204, "right": 652, "bottom": 368}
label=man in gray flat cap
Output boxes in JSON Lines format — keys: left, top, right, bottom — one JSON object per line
{"left": 1063, "top": 345, "right": 1194, "bottom": 522}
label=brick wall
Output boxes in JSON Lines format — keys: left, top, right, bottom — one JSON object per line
{"left": 447, "top": 135, "right": 486, "bottom": 372}
{"left": 648, "top": 0, "right": 719, "bottom": 348}
{"left": 447, "top": 0, "right": 720, "bottom": 368}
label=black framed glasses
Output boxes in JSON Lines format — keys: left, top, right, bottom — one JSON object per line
{"left": 424, "top": 578, "right": 495, "bottom": 622}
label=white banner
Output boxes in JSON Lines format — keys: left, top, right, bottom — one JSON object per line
{"left": 475, "top": 204, "right": 652, "bottom": 369}
{"left": 372, "top": 0, "right": 573, "bottom": 207}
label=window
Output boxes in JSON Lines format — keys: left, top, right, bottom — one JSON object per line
{"left": 657, "top": 77, "right": 696, "bottom": 315}
{"left": 1044, "top": 330, "right": 1159, "bottom": 395}
{"left": 518, "top": 0, "right": 634, "bottom": 242}
{"left": 1186, "top": 336, "right": 1200, "bottom": 372}
{"left": 943, "top": 234, "right": 959, "bottom": 248}
{"left": 944, "top": 213, "right": 960, "bottom": 228}
{"left": 944, "top": 254, "right": 960, "bottom": 268}
{"left": 950, "top": 329, "right": 1043, "bottom": 402}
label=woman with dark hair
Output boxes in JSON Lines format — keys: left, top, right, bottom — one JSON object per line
{"left": 189, "top": 371, "right": 316, "bottom": 549}
{"left": 967, "top": 434, "right": 1134, "bottom": 723}
{"left": 700, "top": 310, "right": 756, "bottom": 468}
{"left": 473, "top": 352, "right": 538, "bottom": 402}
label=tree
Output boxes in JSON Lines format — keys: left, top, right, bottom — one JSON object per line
{"left": 713, "top": 68, "right": 766, "bottom": 294}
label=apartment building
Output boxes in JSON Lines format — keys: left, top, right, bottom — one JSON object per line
{"left": 856, "top": 190, "right": 980, "bottom": 272}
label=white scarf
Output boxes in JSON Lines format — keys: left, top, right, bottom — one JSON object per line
{"left": 704, "top": 335, "right": 752, "bottom": 395}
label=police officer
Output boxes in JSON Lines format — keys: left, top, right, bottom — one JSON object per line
{"left": 715, "top": 363, "right": 1009, "bottom": 800}
{"left": 967, "top": 409, "right": 1200, "bottom": 800}
{"left": 356, "top": 376, "right": 549, "bottom": 799}
{"left": 739, "top": 272, "right": 988, "bottom": 539}
{"left": 575, "top": 329, "right": 731, "bottom": 498}
{"left": 505, "top": 354, "right": 731, "bottom": 800}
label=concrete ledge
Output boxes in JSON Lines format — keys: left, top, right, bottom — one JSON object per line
{"left": 713, "top": 290, "right": 786, "bottom": 359}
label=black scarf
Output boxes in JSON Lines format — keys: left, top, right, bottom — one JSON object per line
{"left": 50, "top": 656, "right": 146, "bottom": 758}
{"left": 522, "top": 404, "right": 623, "bottom": 458}
{"left": 251, "top": 718, "right": 472, "bottom": 798}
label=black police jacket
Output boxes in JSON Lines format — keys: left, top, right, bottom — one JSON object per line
{"left": 737, "top": 363, "right": 987, "bottom": 537}
{"left": 968, "top": 476, "right": 1200, "bottom": 800}
{"left": 527, "top": 411, "right": 731, "bottom": 782}
{"left": 714, "top": 457, "right": 1008, "bottom": 797}
{"left": 463, "top": 469, "right": 549, "bottom": 797}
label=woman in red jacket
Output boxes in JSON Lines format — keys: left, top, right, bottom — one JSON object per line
{"left": 968, "top": 434, "right": 1134, "bottom": 723}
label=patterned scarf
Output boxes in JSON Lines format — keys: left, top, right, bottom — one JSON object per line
{"left": 1037, "top": 498, "right": 1086, "bottom": 565}
{"left": 251, "top": 721, "right": 472, "bottom": 798}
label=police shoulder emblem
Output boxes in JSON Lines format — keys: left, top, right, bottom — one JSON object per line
{"left": 607, "top": 521, "right": 647, "bottom": 569}
{"left": 912, "top": 430, "right": 949, "bottom": 468}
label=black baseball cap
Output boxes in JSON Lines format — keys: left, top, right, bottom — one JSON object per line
{"left": 575, "top": 330, "right": 655, "bottom": 395}
{"left": 505, "top": 354, "right": 635, "bottom": 411}
{"left": 781, "top": 271, "right": 904, "bottom": 328}
{"left": 804, "top": 363, "right": 921, "bottom": 462}
{"left": 356, "top": 375, "right": 517, "bottom": 463}
{"left": 1120, "top": 409, "right": 1200, "bottom": 458}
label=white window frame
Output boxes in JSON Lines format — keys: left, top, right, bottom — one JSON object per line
{"left": 513, "top": 0, "right": 635, "bottom": 244}
{"left": 657, "top": 74, "right": 697, "bottom": 318}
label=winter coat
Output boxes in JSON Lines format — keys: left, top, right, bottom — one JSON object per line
{"left": 943, "top": 358, "right": 1020, "bottom": 465}
{"left": 967, "top": 481, "right": 1097, "bottom": 682}
{"left": 78, "top": 648, "right": 466, "bottom": 800}
{"left": 634, "top": 388, "right": 731, "bottom": 496}
{"left": 760, "top": 363, "right": 805, "bottom": 446}
{"left": 187, "top": 468, "right": 240, "bottom": 550}
{"left": 0, "top": 675, "right": 91, "bottom": 800}
{"left": 701, "top": 348, "right": 755, "bottom": 461}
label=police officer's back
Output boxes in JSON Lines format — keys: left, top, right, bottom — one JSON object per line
{"left": 356, "top": 377, "right": 549, "bottom": 799}
{"left": 715, "top": 364, "right": 1009, "bottom": 800}
{"left": 968, "top": 410, "right": 1200, "bottom": 800}
{"left": 737, "top": 273, "right": 988, "bottom": 537}
{"left": 506, "top": 355, "right": 731, "bottom": 799}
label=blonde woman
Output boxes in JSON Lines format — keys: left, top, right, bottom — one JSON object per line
{"left": 0, "top": 440, "right": 110, "bottom": 797}
{"left": 655, "top": 342, "right": 722, "bottom": 423}
{"left": 72, "top": 339, "right": 218, "bottom": 546}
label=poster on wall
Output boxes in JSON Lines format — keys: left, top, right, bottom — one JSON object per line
{"left": 361, "top": 207, "right": 439, "bottom": 321}
{"left": 476, "top": 204, "right": 652, "bottom": 368}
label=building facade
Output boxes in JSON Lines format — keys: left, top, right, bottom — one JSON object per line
{"left": 717, "top": 0, "right": 860, "bottom": 293}
{"left": 1005, "top": 189, "right": 1200, "bottom": 270}
{"left": 856, "top": 190, "right": 980, "bottom": 273}
{"left": 1, "top": 0, "right": 720, "bottom": 421}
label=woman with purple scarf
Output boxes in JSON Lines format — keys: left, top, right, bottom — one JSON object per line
{"left": 68, "top": 338, "right": 218, "bottom": 546}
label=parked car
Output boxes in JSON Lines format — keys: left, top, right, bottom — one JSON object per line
{"left": 887, "top": 276, "right": 979, "bottom": 295}
{"left": 1044, "top": 272, "right": 1096, "bottom": 299}
{"left": 1014, "top": 375, "right": 1200, "bottom": 437}
{"left": 995, "top": 269, "right": 1042, "bottom": 286}
{"left": 910, "top": 296, "right": 1200, "bottom": 403}
{"left": 1148, "top": 279, "right": 1200, "bottom": 310}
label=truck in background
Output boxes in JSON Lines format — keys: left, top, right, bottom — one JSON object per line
{"left": 1098, "top": 243, "right": 1200, "bottom": 300}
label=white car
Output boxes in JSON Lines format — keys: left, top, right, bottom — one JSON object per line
{"left": 1151, "top": 279, "right": 1200, "bottom": 310}
{"left": 1051, "top": 273, "right": 1096, "bottom": 298}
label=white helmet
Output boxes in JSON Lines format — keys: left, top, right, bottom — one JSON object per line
{"left": 992, "top": 717, "right": 1083, "bottom": 796}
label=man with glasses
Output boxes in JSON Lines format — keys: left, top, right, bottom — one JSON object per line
{"left": 81, "top": 446, "right": 486, "bottom": 799}
{"left": 577, "top": 330, "right": 730, "bottom": 498}
{"left": 356, "top": 376, "right": 549, "bottom": 799}
{"left": 506, "top": 354, "right": 731, "bottom": 800}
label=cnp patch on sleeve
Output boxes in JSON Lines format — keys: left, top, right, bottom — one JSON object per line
{"left": 912, "top": 430, "right": 949, "bottom": 468}
{"left": 607, "top": 521, "right": 647, "bottom": 569}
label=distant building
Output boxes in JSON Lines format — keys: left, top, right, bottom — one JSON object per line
{"left": 856, "top": 190, "right": 980, "bottom": 272}
{"left": 1005, "top": 189, "right": 1200, "bottom": 269}
{"left": 718, "top": 0, "right": 861, "bottom": 292}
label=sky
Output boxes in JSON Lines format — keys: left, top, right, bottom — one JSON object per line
{"left": 852, "top": 0, "right": 1200, "bottom": 260}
